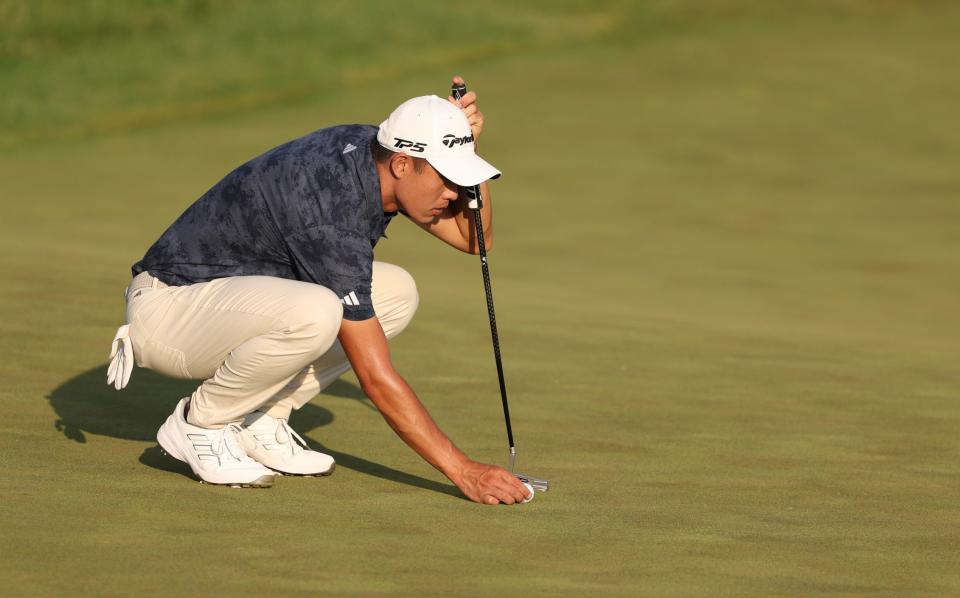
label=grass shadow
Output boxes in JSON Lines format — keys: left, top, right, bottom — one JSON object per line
{"left": 48, "top": 365, "right": 464, "bottom": 500}
{"left": 138, "top": 444, "right": 195, "bottom": 482}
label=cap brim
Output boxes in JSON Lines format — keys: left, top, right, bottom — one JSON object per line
{"left": 428, "top": 152, "right": 501, "bottom": 187}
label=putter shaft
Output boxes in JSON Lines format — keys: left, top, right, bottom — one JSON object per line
{"left": 453, "top": 81, "right": 549, "bottom": 493}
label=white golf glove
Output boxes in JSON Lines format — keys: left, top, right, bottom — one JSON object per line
{"left": 107, "top": 324, "right": 134, "bottom": 390}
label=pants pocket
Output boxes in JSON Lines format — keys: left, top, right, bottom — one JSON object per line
{"left": 139, "top": 339, "right": 192, "bottom": 379}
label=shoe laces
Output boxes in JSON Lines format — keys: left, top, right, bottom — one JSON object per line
{"left": 275, "top": 419, "right": 310, "bottom": 456}
{"left": 213, "top": 423, "right": 248, "bottom": 463}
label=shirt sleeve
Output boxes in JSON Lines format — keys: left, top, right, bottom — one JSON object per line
{"left": 285, "top": 223, "right": 376, "bottom": 321}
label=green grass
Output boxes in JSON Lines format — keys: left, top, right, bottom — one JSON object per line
{"left": 2, "top": 1, "right": 959, "bottom": 595}
{"left": 0, "top": 0, "right": 621, "bottom": 148}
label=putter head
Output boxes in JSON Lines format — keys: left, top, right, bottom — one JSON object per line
{"left": 514, "top": 473, "right": 549, "bottom": 493}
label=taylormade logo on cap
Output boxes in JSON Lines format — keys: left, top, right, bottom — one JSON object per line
{"left": 377, "top": 95, "right": 501, "bottom": 187}
{"left": 442, "top": 133, "right": 474, "bottom": 147}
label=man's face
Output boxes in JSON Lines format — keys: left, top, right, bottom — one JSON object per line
{"left": 395, "top": 158, "right": 460, "bottom": 224}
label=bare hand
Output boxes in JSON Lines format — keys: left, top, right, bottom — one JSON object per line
{"left": 448, "top": 75, "right": 485, "bottom": 142}
{"left": 455, "top": 460, "right": 533, "bottom": 505}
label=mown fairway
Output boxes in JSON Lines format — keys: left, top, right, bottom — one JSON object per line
{"left": 1, "top": 1, "right": 958, "bottom": 595}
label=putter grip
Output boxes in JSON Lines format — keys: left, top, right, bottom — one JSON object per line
{"left": 450, "top": 81, "right": 481, "bottom": 209}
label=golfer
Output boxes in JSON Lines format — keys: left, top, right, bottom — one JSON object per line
{"left": 107, "top": 77, "right": 531, "bottom": 505}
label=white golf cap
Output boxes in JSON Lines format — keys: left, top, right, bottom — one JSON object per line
{"left": 377, "top": 95, "right": 501, "bottom": 186}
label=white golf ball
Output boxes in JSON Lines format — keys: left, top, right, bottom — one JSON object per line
{"left": 522, "top": 482, "right": 534, "bottom": 503}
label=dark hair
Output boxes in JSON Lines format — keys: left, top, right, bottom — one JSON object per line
{"left": 370, "top": 137, "right": 426, "bottom": 173}
{"left": 371, "top": 136, "right": 393, "bottom": 163}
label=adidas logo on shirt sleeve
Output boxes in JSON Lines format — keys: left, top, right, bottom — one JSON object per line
{"left": 340, "top": 291, "right": 361, "bottom": 307}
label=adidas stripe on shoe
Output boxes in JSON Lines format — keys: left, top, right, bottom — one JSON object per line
{"left": 157, "top": 398, "right": 276, "bottom": 488}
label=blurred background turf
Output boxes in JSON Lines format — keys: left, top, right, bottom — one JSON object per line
{"left": 1, "top": 1, "right": 959, "bottom": 595}
{"left": 0, "top": 0, "right": 623, "bottom": 147}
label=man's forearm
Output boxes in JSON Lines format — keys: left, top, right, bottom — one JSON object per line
{"left": 361, "top": 370, "right": 470, "bottom": 482}
{"left": 363, "top": 370, "right": 531, "bottom": 505}
{"left": 337, "top": 317, "right": 529, "bottom": 504}
{"left": 453, "top": 180, "right": 493, "bottom": 253}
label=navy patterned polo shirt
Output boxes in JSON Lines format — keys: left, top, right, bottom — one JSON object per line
{"left": 132, "top": 124, "right": 394, "bottom": 321}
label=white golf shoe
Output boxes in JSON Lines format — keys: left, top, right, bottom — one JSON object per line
{"left": 239, "top": 411, "right": 335, "bottom": 476}
{"left": 157, "top": 398, "right": 276, "bottom": 488}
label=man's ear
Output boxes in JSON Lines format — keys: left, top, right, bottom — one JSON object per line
{"left": 389, "top": 153, "right": 409, "bottom": 179}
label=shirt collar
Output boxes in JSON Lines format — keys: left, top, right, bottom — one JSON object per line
{"left": 351, "top": 127, "right": 392, "bottom": 243}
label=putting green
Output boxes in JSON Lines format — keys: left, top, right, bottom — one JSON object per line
{"left": 2, "top": 2, "right": 958, "bottom": 594}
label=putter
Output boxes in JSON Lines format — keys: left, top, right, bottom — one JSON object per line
{"left": 452, "top": 81, "right": 549, "bottom": 493}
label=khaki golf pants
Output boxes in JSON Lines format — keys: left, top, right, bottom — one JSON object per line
{"left": 125, "top": 262, "right": 418, "bottom": 428}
